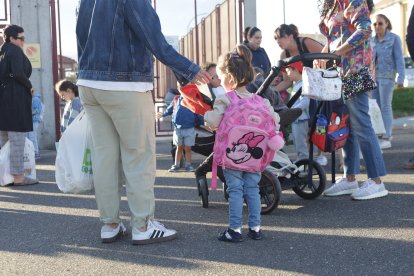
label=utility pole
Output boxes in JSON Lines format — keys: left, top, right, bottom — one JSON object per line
{"left": 194, "top": 0, "right": 199, "bottom": 64}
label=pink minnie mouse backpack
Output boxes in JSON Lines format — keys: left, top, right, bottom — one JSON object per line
{"left": 211, "top": 91, "right": 284, "bottom": 189}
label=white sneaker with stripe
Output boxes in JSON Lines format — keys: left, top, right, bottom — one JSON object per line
{"left": 132, "top": 220, "right": 177, "bottom": 245}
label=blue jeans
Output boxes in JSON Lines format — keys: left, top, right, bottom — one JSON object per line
{"left": 292, "top": 119, "right": 309, "bottom": 160}
{"left": 223, "top": 169, "right": 261, "bottom": 229}
{"left": 343, "top": 92, "right": 387, "bottom": 178}
{"left": 372, "top": 78, "right": 395, "bottom": 139}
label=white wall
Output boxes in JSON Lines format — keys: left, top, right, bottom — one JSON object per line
{"left": 10, "top": 0, "right": 56, "bottom": 149}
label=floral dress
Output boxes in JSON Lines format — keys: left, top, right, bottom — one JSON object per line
{"left": 319, "top": 0, "right": 373, "bottom": 77}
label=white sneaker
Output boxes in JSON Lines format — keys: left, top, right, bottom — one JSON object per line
{"left": 351, "top": 179, "right": 388, "bottom": 200}
{"left": 379, "top": 139, "right": 392, "bottom": 149}
{"left": 315, "top": 154, "right": 328, "bottom": 166}
{"left": 324, "top": 177, "right": 359, "bottom": 196}
{"left": 101, "top": 222, "right": 126, "bottom": 243}
{"left": 132, "top": 220, "right": 177, "bottom": 245}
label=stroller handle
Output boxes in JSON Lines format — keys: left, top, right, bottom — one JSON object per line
{"left": 256, "top": 53, "right": 341, "bottom": 96}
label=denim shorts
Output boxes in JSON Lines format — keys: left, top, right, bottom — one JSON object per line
{"left": 173, "top": 127, "right": 196, "bottom": 146}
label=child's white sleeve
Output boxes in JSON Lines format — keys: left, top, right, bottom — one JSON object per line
{"left": 263, "top": 98, "right": 280, "bottom": 127}
{"left": 204, "top": 94, "right": 229, "bottom": 129}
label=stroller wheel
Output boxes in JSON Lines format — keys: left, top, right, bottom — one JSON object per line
{"left": 292, "top": 159, "right": 326, "bottom": 199}
{"left": 259, "top": 169, "right": 282, "bottom": 214}
{"left": 196, "top": 176, "right": 209, "bottom": 208}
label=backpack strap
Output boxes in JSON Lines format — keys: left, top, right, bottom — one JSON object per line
{"left": 211, "top": 158, "right": 217, "bottom": 190}
{"left": 226, "top": 90, "right": 239, "bottom": 103}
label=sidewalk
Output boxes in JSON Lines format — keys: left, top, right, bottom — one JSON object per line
{"left": 393, "top": 115, "right": 414, "bottom": 129}
{"left": 0, "top": 124, "right": 413, "bottom": 275}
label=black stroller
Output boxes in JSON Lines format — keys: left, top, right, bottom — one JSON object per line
{"left": 173, "top": 53, "right": 341, "bottom": 214}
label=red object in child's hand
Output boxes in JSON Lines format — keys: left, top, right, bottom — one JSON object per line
{"left": 179, "top": 84, "right": 213, "bottom": 116}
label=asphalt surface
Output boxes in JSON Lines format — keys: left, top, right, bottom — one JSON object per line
{"left": 1, "top": 121, "right": 413, "bottom": 275}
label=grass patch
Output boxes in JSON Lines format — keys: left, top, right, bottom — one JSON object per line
{"left": 393, "top": 88, "right": 414, "bottom": 117}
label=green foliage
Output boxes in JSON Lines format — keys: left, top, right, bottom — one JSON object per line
{"left": 392, "top": 88, "right": 414, "bottom": 117}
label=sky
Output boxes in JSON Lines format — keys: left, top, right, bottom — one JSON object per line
{"left": 59, "top": 0, "right": 323, "bottom": 62}
{"left": 59, "top": 0, "right": 382, "bottom": 64}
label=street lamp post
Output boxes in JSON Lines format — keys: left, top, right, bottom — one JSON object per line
{"left": 283, "top": 0, "right": 286, "bottom": 24}
{"left": 194, "top": 0, "right": 199, "bottom": 64}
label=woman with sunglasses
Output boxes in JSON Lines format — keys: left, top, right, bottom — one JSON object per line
{"left": 0, "top": 24, "right": 38, "bottom": 186}
{"left": 372, "top": 14, "right": 405, "bottom": 150}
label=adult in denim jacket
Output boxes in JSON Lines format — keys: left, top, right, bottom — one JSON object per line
{"left": 317, "top": 0, "right": 388, "bottom": 201}
{"left": 76, "top": 0, "right": 209, "bottom": 245}
{"left": 372, "top": 14, "right": 405, "bottom": 148}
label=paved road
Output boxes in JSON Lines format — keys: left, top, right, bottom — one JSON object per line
{"left": 1, "top": 124, "right": 413, "bottom": 275}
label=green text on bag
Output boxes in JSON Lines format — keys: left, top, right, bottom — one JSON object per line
{"left": 81, "top": 148, "right": 93, "bottom": 174}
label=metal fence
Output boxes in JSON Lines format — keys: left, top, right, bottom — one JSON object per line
{"left": 154, "top": 0, "right": 243, "bottom": 136}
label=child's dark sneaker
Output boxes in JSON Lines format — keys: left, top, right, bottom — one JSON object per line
{"left": 185, "top": 165, "right": 195, "bottom": 172}
{"left": 217, "top": 228, "right": 244, "bottom": 242}
{"left": 247, "top": 228, "right": 263, "bottom": 240}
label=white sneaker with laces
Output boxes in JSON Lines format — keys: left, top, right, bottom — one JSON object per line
{"left": 351, "top": 179, "right": 388, "bottom": 200}
{"left": 379, "top": 139, "right": 392, "bottom": 149}
{"left": 324, "top": 177, "right": 359, "bottom": 196}
{"left": 132, "top": 220, "right": 177, "bottom": 245}
{"left": 101, "top": 222, "right": 126, "bottom": 243}
{"left": 315, "top": 154, "right": 328, "bottom": 166}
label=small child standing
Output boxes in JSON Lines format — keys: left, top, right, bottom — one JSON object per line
{"left": 285, "top": 62, "right": 309, "bottom": 161}
{"left": 285, "top": 62, "right": 327, "bottom": 165}
{"left": 204, "top": 44, "right": 281, "bottom": 242}
{"left": 27, "top": 93, "right": 44, "bottom": 159}
{"left": 157, "top": 93, "right": 203, "bottom": 172}
{"left": 55, "top": 80, "right": 83, "bottom": 134}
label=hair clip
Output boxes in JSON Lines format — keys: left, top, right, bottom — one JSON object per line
{"left": 230, "top": 49, "right": 240, "bottom": 59}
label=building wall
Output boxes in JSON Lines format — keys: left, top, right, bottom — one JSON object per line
{"left": 373, "top": 0, "right": 414, "bottom": 56}
{"left": 10, "top": 0, "right": 55, "bottom": 149}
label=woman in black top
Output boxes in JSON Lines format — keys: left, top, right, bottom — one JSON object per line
{"left": 274, "top": 24, "right": 323, "bottom": 92}
{"left": 0, "top": 24, "right": 38, "bottom": 185}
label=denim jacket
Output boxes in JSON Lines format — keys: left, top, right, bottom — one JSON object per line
{"left": 373, "top": 31, "right": 405, "bottom": 83}
{"left": 76, "top": 0, "right": 200, "bottom": 84}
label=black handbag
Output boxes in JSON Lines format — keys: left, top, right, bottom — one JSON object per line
{"left": 342, "top": 66, "right": 377, "bottom": 100}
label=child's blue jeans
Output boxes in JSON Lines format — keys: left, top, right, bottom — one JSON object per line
{"left": 223, "top": 168, "right": 261, "bottom": 230}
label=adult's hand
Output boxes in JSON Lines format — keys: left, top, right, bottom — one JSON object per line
{"left": 313, "top": 59, "right": 327, "bottom": 69}
{"left": 190, "top": 69, "right": 211, "bottom": 85}
{"left": 396, "top": 83, "right": 404, "bottom": 90}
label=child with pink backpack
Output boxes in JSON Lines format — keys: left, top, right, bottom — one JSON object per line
{"left": 204, "top": 44, "right": 284, "bottom": 242}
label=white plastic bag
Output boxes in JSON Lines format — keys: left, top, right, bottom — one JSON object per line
{"left": 368, "top": 98, "right": 386, "bottom": 135}
{"left": 55, "top": 111, "right": 93, "bottom": 193}
{"left": 302, "top": 67, "right": 342, "bottom": 101}
{"left": 0, "top": 138, "right": 36, "bottom": 186}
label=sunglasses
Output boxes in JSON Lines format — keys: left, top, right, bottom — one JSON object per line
{"left": 373, "top": 22, "right": 384, "bottom": 27}
{"left": 15, "top": 36, "right": 25, "bottom": 41}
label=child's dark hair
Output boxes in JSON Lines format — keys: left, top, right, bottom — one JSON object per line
{"left": 202, "top": 62, "right": 217, "bottom": 72}
{"left": 3, "top": 24, "right": 24, "bottom": 43}
{"left": 55, "top": 80, "right": 79, "bottom": 97}
{"left": 217, "top": 44, "right": 254, "bottom": 89}
{"left": 274, "top": 24, "right": 299, "bottom": 40}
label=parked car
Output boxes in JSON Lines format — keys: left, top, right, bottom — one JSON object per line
{"left": 403, "top": 57, "right": 414, "bottom": 87}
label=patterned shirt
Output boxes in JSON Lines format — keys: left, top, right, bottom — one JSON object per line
{"left": 319, "top": 0, "right": 373, "bottom": 76}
